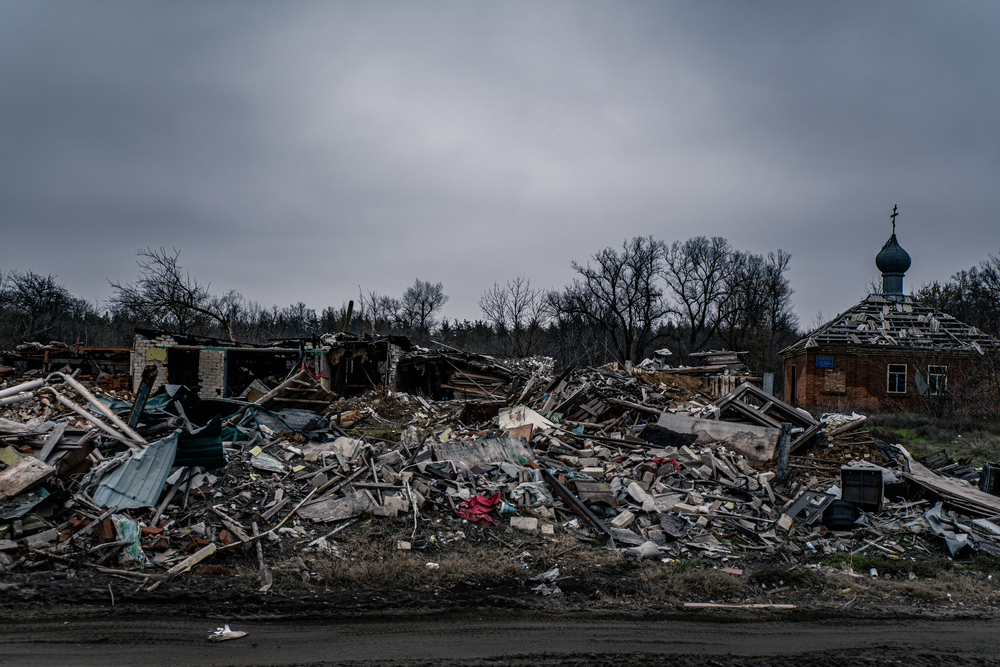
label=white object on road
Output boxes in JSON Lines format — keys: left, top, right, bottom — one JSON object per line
{"left": 208, "top": 624, "right": 248, "bottom": 642}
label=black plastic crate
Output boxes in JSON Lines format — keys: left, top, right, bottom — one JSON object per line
{"left": 841, "top": 467, "right": 883, "bottom": 512}
{"left": 979, "top": 462, "right": 1000, "bottom": 496}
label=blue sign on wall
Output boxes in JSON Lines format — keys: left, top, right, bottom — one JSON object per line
{"left": 816, "top": 356, "right": 833, "bottom": 368}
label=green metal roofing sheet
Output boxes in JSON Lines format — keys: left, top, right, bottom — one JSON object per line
{"left": 175, "top": 416, "right": 225, "bottom": 469}
{"left": 93, "top": 432, "right": 178, "bottom": 509}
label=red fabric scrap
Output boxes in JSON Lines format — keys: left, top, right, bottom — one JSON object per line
{"left": 648, "top": 457, "right": 682, "bottom": 473}
{"left": 455, "top": 492, "right": 501, "bottom": 525}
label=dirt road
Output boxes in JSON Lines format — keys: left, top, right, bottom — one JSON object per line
{"left": 3, "top": 613, "right": 1000, "bottom": 667}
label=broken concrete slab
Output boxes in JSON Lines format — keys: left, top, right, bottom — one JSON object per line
{"left": 498, "top": 406, "right": 554, "bottom": 431}
{"left": 430, "top": 437, "right": 534, "bottom": 472}
{"left": 657, "top": 412, "right": 779, "bottom": 465}
{"left": 297, "top": 490, "right": 378, "bottom": 523}
{"left": 624, "top": 541, "right": 661, "bottom": 559}
{"left": 511, "top": 516, "right": 538, "bottom": 531}
{"left": 608, "top": 526, "right": 645, "bottom": 545}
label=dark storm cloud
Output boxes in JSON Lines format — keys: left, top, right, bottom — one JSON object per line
{"left": 1, "top": 1, "right": 998, "bottom": 326}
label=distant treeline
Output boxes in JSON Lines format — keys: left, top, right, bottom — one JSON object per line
{"left": 4, "top": 240, "right": 997, "bottom": 390}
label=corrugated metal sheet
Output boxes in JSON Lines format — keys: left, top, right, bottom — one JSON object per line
{"left": 175, "top": 416, "right": 225, "bottom": 469}
{"left": 93, "top": 432, "right": 178, "bottom": 509}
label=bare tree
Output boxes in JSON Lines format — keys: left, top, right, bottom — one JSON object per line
{"left": 400, "top": 279, "right": 448, "bottom": 335}
{"left": 917, "top": 249, "right": 1000, "bottom": 338}
{"left": 717, "top": 249, "right": 797, "bottom": 372}
{"left": 0, "top": 269, "right": 109, "bottom": 349}
{"left": 479, "top": 277, "right": 549, "bottom": 357}
{"left": 108, "top": 247, "right": 237, "bottom": 341}
{"left": 274, "top": 302, "right": 319, "bottom": 337}
{"left": 555, "top": 236, "right": 669, "bottom": 364}
{"left": 0, "top": 270, "right": 74, "bottom": 342}
{"left": 228, "top": 298, "right": 271, "bottom": 343}
{"left": 357, "top": 289, "right": 403, "bottom": 336}
{"left": 319, "top": 304, "right": 352, "bottom": 334}
{"left": 546, "top": 288, "right": 616, "bottom": 366}
{"left": 661, "top": 236, "right": 734, "bottom": 355}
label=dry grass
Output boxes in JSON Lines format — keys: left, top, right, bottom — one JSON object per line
{"left": 312, "top": 544, "right": 525, "bottom": 591}
{"left": 643, "top": 564, "right": 750, "bottom": 602}
{"left": 264, "top": 520, "right": 529, "bottom": 591}
{"left": 243, "top": 517, "right": 1000, "bottom": 613}
{"left": 866, "top": 412, "right": 1000, "bottom": 465}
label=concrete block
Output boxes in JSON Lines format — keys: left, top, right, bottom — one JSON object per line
{"left": 21, "top": 528, "right": 60, "bottom": 548}
{"left": 383, "top": 496, "right": 410, "bottom": 513}
{"left": 611, "top": 510, "right": 635, "bottom": 528}
{"left": 647, "top": 529, "right": 667, "bottom": 545}
{"left": 511, "top": 517, "right": 538, "bottom": 531}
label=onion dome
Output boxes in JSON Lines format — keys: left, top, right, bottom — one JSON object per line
{"left": 876, "top": 234, "right": 911, "bottom": 276}
{"left": 876, "top": 233, "right": 910, "bottom": 300}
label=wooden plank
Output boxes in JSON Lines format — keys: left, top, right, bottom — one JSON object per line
{"left": 150, "top": 467, "right": 188, "bottom": 527}
{"left": 0, "top": 456, "right": 56, "bottom": 500}
{"left": 305, "top": 465, "right": 371, "bottom": 503}
{"left": 354, "top": 482, "right": 404, "bottom": 491}
{"left": 734, "top": 382, "right": 816, "bottom": 428}
{"left": 897, "top": 445, "right": 1000, "bottom": 517}
{"left": 723, "top": 400, "right": 783, "bottom": 429}
{"left": 260, "top": 497, "right": 290, "bottom": 522}
{"left": 606, "top": 397, "right": 664, "bottom": 416}
{"left": 789, "top": 422, "right": 823, "bottom": 453}
{"left": 713, "top": 382, "right": 750, "bottom": 412}
{"left": 37, "top": 422, "right": 68, "bottom": 464}
{"left": 267, "top": 397, "right": 333, "bottom": 406}
{"left": 541, "top": 379, "right": 568, "bottom": 412}
{"left": 553, "top": 382, "right": 592, "bottom": 412}
{"left": 658, "top": 364, "right": 733, "bottom": 375}
{"left": 210, "top": 506, "right": 253, "bottom": 543}
{"left": 684, "top": 602, "right": 795, "bottom": 610}
{"left": 252, "top": 370, "right": 309, "bottom": 408}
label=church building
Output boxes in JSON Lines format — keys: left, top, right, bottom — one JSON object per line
{"left": 780, "top": 209, "right": 998, "bottom": 412}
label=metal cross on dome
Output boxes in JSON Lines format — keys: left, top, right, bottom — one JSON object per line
{"left": 890, "top": 204, "right": 898, "bottom": 234}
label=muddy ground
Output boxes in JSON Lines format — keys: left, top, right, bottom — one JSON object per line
{"left": 4, "top": 533, "right": 1000, "bottom": 667}
{"left": 5, "top": 613, "right": 1000, "bottom": 667}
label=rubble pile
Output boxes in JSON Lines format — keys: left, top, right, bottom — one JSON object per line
{"left": 3, "top": 355, "right": 1000, "bottom": 595}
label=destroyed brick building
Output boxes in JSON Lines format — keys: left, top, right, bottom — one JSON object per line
{"left": 0, "top": 342, "right": 132, "bottom": 390}
{"left": 781, "top": 227, "right": 1000, "bottom": 411}
{"left": 132, "top": 328, "right": 526, "bottom": 405}
{"left": 131, "top": 329, "right": 412, "bottom": 400}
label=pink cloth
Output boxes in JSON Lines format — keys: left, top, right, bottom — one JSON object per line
{"left": 455, "top": 491, "right": 501, "bottom": 524}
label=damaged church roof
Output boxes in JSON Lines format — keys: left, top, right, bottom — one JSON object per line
{"left": 781, "top": 293, "right": 999, "bottom": 355}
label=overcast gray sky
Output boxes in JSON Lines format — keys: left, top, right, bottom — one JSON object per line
{"left": 2, "top": 1, "right": 998, "bottom": 329}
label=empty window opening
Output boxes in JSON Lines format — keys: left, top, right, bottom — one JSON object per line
{"left": 887, "top": 364, "right": 907, "bottom": 394}
{"left": 928, "top": 365, "right": 948, "bottom": 396}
